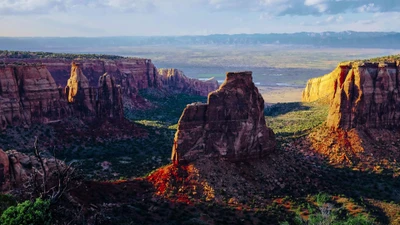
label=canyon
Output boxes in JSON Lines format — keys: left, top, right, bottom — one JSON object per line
{"left": 0, "top": 51, "right": 399, "bottom": 225}
{"left": 0, "top": 55, "right": 218, "bottom": 130}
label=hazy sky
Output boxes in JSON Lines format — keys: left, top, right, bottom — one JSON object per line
{"left": 1, "top": 0, "right": 400, "bottom": 37}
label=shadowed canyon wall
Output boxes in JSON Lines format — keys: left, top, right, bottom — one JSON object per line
{"left": 3, "top": 58, "right": 218, "bottom": 99}
{"left": 0, "top": 62, "right": 123, "bottom": 129}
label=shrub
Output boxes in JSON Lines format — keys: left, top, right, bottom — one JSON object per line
{"left": 0, "top": 194, "right": 16, "bottom": 215}
{"left": 0, "top": 198, "right": 52, "bottom": 225}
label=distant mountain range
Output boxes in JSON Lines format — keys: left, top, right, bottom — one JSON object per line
{"left": 1, "top": 31, "right": 399, "bottom": 50}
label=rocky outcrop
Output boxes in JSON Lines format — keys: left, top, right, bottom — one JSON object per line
{"left": 65, "top": 62, "right": 123, "bottom": 119}
{"left": 0, "top": 149, "right": 65, "bottom": 191}
{"left": 302, "top": 65, "right": 351, "bottom": 103}
{"left": 171, "top": 71, "right": 275, "bottom": 163}
{"left": 65, "top": 62, "right": 96, "bottom": 117}
{"left": 4, "top": 57, "right": 219, "bottom": 99}
{"left": 0, "top": 62, "right": 123, "bottom": 130}
{"left": 0, "top": 64, "right": 72, "bottom": 129}
{"left": 96, "top": 73, "right": 123, "bottom": 119}
{"left": 3, "top": 58, "right": 160, "bottom": 99}
{"left": 158, "top": 68, "right": 219, "bottom": 96}
{"left": 326, "top": 61, "right": 400, "bottom": 130}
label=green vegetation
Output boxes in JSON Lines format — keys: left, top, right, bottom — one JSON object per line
{"left": 126, "top": 90, "right": 207, "bottom": 126}
{"left": 0, "top": 198, "right": 52, "bottom": 225}
{"left": 265, "top": 101, "right": 329, "bottom": 138}
{"left": 353, "top": 54, "right": 400, "bottom": 63}
{"left": 0, "top": 194, "right": 17, "bottom": 215}
{"left": 281, "top": 193, "right": 375, "bottom": 225}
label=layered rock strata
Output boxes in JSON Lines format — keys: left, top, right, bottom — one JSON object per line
{"left": 171, "top": 71, "right": 276, "bottom": 163}
{"left": 3, "top": 58, "right": 159, "bottom": 88}
{"left": 0, "top": 64, "right": 72, "bottom": 129}
{"left": 158, "top": 68, "right": 219, "bottom": 96}
{"left": 302, "top": 64, "right": 351, "bottom": 103}
{"left": 4, "top": 58, "right": 218, "bottom": 99}
{"left": 0, "top": 62, "right": 123, "bottom": 129}
{"left": 64, "top": 62, "right": 124, "bottom": 119}
{"left": 327, "top": 61, "right": 400, "bottom": 129}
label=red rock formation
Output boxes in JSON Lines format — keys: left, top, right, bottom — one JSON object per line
{"left": 65, "top": 62, "right": 123, "bottom": 120}
{"left": 171, "top": 71, "right": 276, "bottom": 163}
{"left": 304, "top": 61, "right": 400, "bottom": 130}
{"left": 158, "top": 68, "right": 218, "bottom": 96}
{"left": 0, "top": 149, "right": 65, "bottom": 191}
{"left": 327, "top": 61, "right": 400, "bottom": 129}
{"left": 0, "top": 62, "right": 123, "bottom": 130}
{"left": 66, "top": 62, "right": 96, "bottom": 117}
{"left": 0, "top": 64, "right": 72, "bottom": 129}
{"left": 3, "top": 58, "right": 159, "bottom": 90}
{"left": 4, "top": 57, "right": 219, "bottom": 99}
{"left": 0, "top": 150, "right": 10, "bottom": 190}
{"left": 96, "top": 73, "right": 123, "bottom": 119}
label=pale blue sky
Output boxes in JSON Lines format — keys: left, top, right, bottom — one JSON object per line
{"left": 0, "top": 0, "right": 399, "bottom": 37}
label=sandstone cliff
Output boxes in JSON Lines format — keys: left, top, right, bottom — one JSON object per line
{"left": 4, "top": 58, "right": 160, "bottom": 98}
{"left": 4, "top": 56, "right": 220, "bottom": 99}
{"left": 158, "top": 68, "right": 218, "bottom": 96}
{"left": 327, "top": 61, "right": 400, "bottom": 129}
{"left": 65, "top": 62, "right": 123, "bottom": 120}
{"left": 303, "top": 61, "right": 400, "bottom": 130}
{"left": 302, "top": 65, "right": 351, "bottom": 103}
{"left": 171, "top": 71, "right": 275, "bottom": 163}
{"left": 66, "top": 62, "right": 96, "bottom": 117}
{"left": 0, "top": 62, "right": 123, "bottom": 130}
{"left": 0, "top": 64, "right": 72, "bottom": 129}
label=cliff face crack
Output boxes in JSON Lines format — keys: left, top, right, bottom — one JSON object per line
{"left": 171, "top": 71, "right": 275, "bottom": 164}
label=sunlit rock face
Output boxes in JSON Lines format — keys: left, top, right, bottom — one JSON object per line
{"left": 171, "top": 71, "right": 276, "bottom": 164}
{"left": 158, "top": 68, "right": 219, "bottom": 96}
{"left": 304, "top": 61, "right": 400, "bottom": 130}
{"left": 327, "top": 62, "right": 400, "bottom": 130}
{"left": 65, "top": 63, "right": 123, "bottom": 120}
{"left": 66, "top": 62, "right": 96, "bottom": 117}
{"left": 302, "top": 65, "right": 351, "bottom": 103}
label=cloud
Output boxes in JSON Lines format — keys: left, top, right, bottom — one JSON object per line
{"left": 1, "top": 0, "right": 400, "bottom": 16}
{"left": 0, "top": 0, "right": 156, "bottom": 15}
{"left": 206, "top": 0, "right": 400, "bottom": 16}
{"left": 304, "top": 14, "right": 345, "bottom": 26}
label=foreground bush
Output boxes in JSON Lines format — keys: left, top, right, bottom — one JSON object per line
{"left": 0, "top": 198, "right": 51, "bottom": 225}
